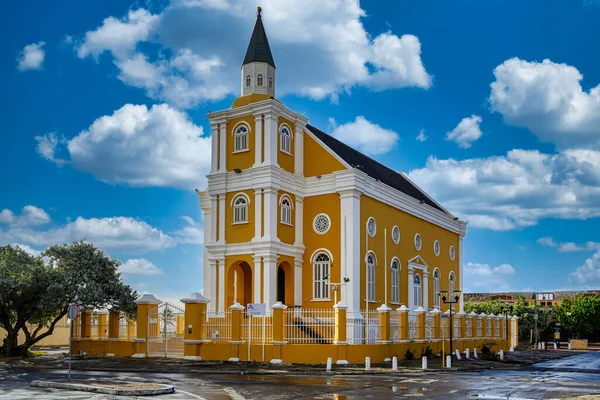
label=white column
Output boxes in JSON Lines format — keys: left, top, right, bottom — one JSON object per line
{"left": 218, "top": 258, "right": 225, "bottom": 314}
{"left": 293, "top": 196, "right": 304, "bottom": 246}
{"left": 253, "top": 189, "right": 262, "bottom": 240}
{"left": 254, "top": 115, "right": 263, "bottom": 167}
{"left": 210, "top": 196, "right": 218, "bottom": 243}
{"left": 202, "top": 209, "right": 212, "bottom": 300}
{"left": 208, "top": 259, "right": 218, "bottom": 313}
{"left": 423, "top": 271, "right": 429, "bottom": 310}
{"left": 294, "top": 257, "right": 303, "bottom": 306}
{"left": 253, "top": 255, "right": 262, "bottom": 303}
{"left": 294, "top": 125, "right": 304, "bottom": 175}
{"left": 340, "top": 190, "right": 361, "bottom": 314}
{"left": 218, "top": 195, "right": 226, "bottom": 244}
{"left": 408, "top": 267, "right": 414, "bottom": 312}
{"left": 459, "top": 235, "right": 465, "bottom": 312}
{"left": 263, "top": 115, "right": 278, "bottom": 167}
{"left": 263, "top": 188, "right": 278, "bottom": 242}
{"left": 218, "top": 123, "right": 227, "bottom": 172}
{"left": 210, "top": 123, "right": 219, "bottom": 173}
{"left": 263, "top": 254, "right": 278, "bottom": 307}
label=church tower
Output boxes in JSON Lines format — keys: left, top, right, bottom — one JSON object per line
{"left": 241, "top": 7, "right": 276, "bottom": 97}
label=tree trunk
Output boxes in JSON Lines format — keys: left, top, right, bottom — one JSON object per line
{"left": 1, "top": 331, "right": 24, "bottom": 357}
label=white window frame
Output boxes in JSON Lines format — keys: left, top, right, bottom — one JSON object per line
{"left": 313, "top": 213, "right": 331, "bottom": 235}
{"left": 279, "top": 194, "right": 293, "bottom": 225}
{"left": 434, "top": 240, "right": 440, "bottom": 257}
{"left": 367, "top": 253, "right": 376, "bottom": 301}
{"left": 367, "top": 217, "right": 376, "bottom": 238}
{"left": 313, "top": 252, "right": 331, "bottom": 300}
{"left": 231, "top": 193, "right": 250, "bottom": 224}
{"left": 433, "top": 268, "right": 440, "bottom": 308}
{"left": 232, "top": 122, "right": 250, "bottom": 153}
{"left": 414, "top": 233, "right": 422, "bottom": 251}
{"left": 257, "top": 74, "right": 263, "bottom": 86}
{"left": 392, "top": 225, "right": 400, "bottom": 245}
{"left": 413, "top": 273, "right": 422, "bottom": 308}
{"left": 246, "top": 75, "right": 251, "bottom": 87}
{"left": 449, "top": 245, "right": 456, "bottom": 261}
{"left": 391, "top": 258, "right": 400, "bottom": 304}
{"left": 279, "top": 124, "right": 292, "bottom": 154}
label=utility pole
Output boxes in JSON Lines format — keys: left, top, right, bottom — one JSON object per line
{"left": 532, "top": 292, "right": 538, "bottom": 349}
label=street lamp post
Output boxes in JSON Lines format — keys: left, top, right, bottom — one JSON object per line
{"left": 532, "top": 293, "right": 538, "bottom": 349}
{"left": 500, "top": 304, "right": 514, "bottom": 344}
{"left": 440, "top": 290, "right": 462, "bottom": 359}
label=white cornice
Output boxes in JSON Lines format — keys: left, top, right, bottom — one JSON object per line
{"left": 206, "top": 240, "right": 305, "bottom": 259}
{"left": 206, "top": 99, "right": 304, "bottom": 126}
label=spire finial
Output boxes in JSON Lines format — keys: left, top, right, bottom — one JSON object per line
{"left": 257, "top": 6, "right": 262, "bottom": 17}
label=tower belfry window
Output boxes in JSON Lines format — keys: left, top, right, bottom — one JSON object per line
{"left": 269, "top": 77, "right": 273, "bottom": 88}
{"left": 246, "top": 75, "right": 251, "bottom": 87}
{"left": 257, "top": 74, "right": 263, "bottom": 86}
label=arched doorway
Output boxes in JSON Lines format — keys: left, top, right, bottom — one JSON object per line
{"left": 227, "top": 261, "right": 253, "bottom": 307}
{"left": 277, "top": 266, "right": 285, "bottom": 304}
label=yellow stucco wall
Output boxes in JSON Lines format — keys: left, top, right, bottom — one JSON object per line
{"left": 278, "top": 191, "right": 295, "bottom": 245}
{"left": 225, "top": 190, "right": 255, "bottom": 244}
{"left": 303, "top": 134, "right": 347, "bottom": 177}
{"left": 360, "top": 195, "right": 460, "bottom": 309}
{"left": 277, "top": 117, "right": 295, "bottom": 174}
{"left": 302, "top": 193, "right": 341, "bottom": 308}
{"left": 226, "top": 115, "right": 256, "bottom": 172}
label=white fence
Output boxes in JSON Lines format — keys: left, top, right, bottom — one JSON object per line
{"left": 284, "top": 309, "right": 332, "bottom": 344}
{"left": 465, "top": 316, "right": 472, "bottom": 338}
{"left": 476, "top": 317, "right": 483, "bottom": 337}
{"left": 408, "top": 314, "right": 417, "bottom": 340}
{"left": 347, "top": 310, "right": 378, "bottom": 344}
{"left": 486, "top": 319, "right": 492, "bottom": 337}
{"left": 203, "top": 311, "right": 232, "bottom": 342}
{"left": 454, "top": 318, "right": 461, "bottom": 338}
{"left": 425, "top": 314, "right": 434, "bottom": 340}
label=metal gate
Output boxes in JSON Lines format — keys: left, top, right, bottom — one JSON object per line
{"left": 147, "top": 302, "right": 185, "bottom": 358}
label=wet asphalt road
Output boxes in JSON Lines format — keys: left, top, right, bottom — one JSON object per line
{"left": 1, "top": 352, "right": 599, "bottom": 399}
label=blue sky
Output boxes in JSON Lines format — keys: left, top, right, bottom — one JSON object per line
{"left": 2, "top": 0, "right": 600, "bottom": 300}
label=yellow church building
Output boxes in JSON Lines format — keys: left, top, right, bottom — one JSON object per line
{"left": 198, "top": 8, "right": 467, "bottom": 318}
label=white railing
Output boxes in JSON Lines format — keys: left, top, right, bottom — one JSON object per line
{"left": 486, "top": 319, "right": 492, "bottom": 337}
{"left": 495, "top": 319, "right": 500, "bottom": 338}
{"left": 465, "top": 317, "right": 472, "bottom": 338}
{"left": 119, "top": 316, "right": 136, "bottom": 339}
{"left": 441, "top": 317, "right": 449, "bottom": 339}
{"left": 244, "top": 312, "right": 272, "bottom": 344}
{"left": 390, "top": 315, "right": 400, "bottom": 343}
{"left": 347, "top": 310, "right": 378, "bottom": 344}
{"left": 284, "top": 309, "right": 332, "bottom": 344}
{"left": 203, "top": 311, "right": 232, "bottom": 342}
{"left": 425, "top": 313, "right": 433, "bottom": 340}
{"left": 408, "top": 314, "right": 417, "bottom": 340}
{"left": 476, "top": 317, "right": 483, "bottom": 337}
{"left": 454, "top": 318, "right": 461, "bottom": 338}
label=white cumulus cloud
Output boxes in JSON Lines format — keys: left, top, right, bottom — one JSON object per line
{"left": 537, "top": 237, "right": 600, "bottom": 253}
{"left": 445, "top": 115, "right": 483, "bottom": 149}
{"left": 490, "top": 58, "right": 600, "bottom": 150}
{"left": 0, "top": 206, "right": 51, "bottom": 228}
{"left": 171, "top": 216, "right": 204, "bottom": 244}
{"left": 17, "top": 41, "right": 46, "bottom": 71}
{"left": 119, "top": 258, "right": 164, "bottom": 276}
{"left": 464, "top": 262, "right": 516, "bottom": 292}
{"left": 329, "top": 116, "right": 399, "bottom": 156}
{"left": 416, "top": 129, "right": 427, "bottom": 142}
{"left": 570, "top": 252, "right": 600, "bottom": 287}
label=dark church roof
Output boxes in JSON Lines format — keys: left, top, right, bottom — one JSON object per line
{"left": 306, "top": 124, "right": 448, "bottom": 214}
{"left": 243, "top": 10, "right": 275, "bottom": 68}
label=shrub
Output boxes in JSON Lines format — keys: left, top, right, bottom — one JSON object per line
{"left": 404, "top": 349, "right": 415, "bottom": 360}
{"left": 480, "top": 344, "right": 499, "bottom": 361}
{"left": 421, "top": 346, "right": 434, "bottom": 358}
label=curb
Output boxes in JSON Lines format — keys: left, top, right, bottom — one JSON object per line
{"left": 30, "top": 380, "right": 175, "bottom": 396}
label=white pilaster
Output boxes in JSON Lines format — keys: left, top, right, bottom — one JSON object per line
{"left": 263, "top": 188, "right": 278, "bottom": 242}
{"left": 294, "top": 124, "right": 304, "bottom": 175}
{"left": 208, "top": 259, "right": 218, "bottom": 313}
{"left": 210, "top": 123, "right": 219, "bottom": 173}
{"left": 218, "top": 257, "right": 225, "bottom": 314}
{"left": 339, "top": 190, "right": 361, "bottom": 314}
{"left": 253, "top": 255, "right": 262, "bottom": 303}
{"left": 218, "top": 195, "right": 226, "bottom": 244}
{"left": 202, "top": 210, "right": 212, "bottom": 301}
{"left": 294, "top": 257, "right": 303, "bottom": 306}
{"left": 254, "top": 115, "right": 263, "bottom": 167}
{"left": 218, "top": 123, "right": 227, "bottom": 172}
{"left": 263, "top": 115, "right": 278, "bottom": 167}
{"left": 210, "top": 196, "right": 218, "bottom": 243}
{"left": 423, "top": 271, "right": 429, "bottom": 310}
{"left": 408, "top": 267, "right": 414, "bottom": 312}
{"left": 263, "top": 254, "right": 278, "bottom": 308}
{"left": 253, "top": 189, "right": 262, "bottom": 240}
{"left": 293, "top": 196, "right": 304, "bottom": 246}
{"left": 459, "top": 235, "right": 465, "bottom": 313}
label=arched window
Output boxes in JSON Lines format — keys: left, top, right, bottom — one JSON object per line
{"left": 280, "top": 125, "right": 291, "bottom": 154}
{"left": 280, "top": 195, "right": 292, "bottom": 225}
{"left": 367, "top": 254, "right": 375, "bottom": 301}
{"left": 257, "top": 74, "right": 263, "bottom": 86}
{"left": 269, "top": 77, "right": 273, "bottom": 88}
{"left": 234, "top": 124, "right": 249, "bottom": 152}
{"left": 246, "top": 75, "right": 251, "bottom": 87}
{"left": 433, "top": 269, "right": 440, "bottom": 308}
{"left": 413, "top": 274, "right": 422, "bottom": 308}
{"left": 232, "top": 194, "right": 248, "bottom": 223}
{"left": 449, "top": 272, "right": 456, "bottom": 310}
{"left": 391, "top": 259, "right": 400, "bottom": 303}
{"left": 313, "top": 253, "right": 330, "bottom": 300}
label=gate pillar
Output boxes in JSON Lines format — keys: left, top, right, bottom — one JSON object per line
{"left": 181, "top": 292, "right": 210, "bottom": 360}
{"left": 132, "top": 294, "right": 161, "bottom": 358}
{"left": 397, "top": 305, "right": 409, "bottom": 342}
{"left": 270, "top": 301, "right": 286, "bottom": 364}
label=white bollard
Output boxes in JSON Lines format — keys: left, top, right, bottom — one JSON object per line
{"left": 422, "top": 356, "right": 428, "bottom": 369}
{"left": 392, "top": 356, "right": 398, "bottom": 371}
{"left": 446, "top": 355, "right": 452, "bottom": 368}
{"left": 473, "top": 348, "right": 479, "bottom": 359}
{"left": 465, "top": 348, "right": 470, "bottom": 359}
{"left": 455, "top": 349, "right": 461, "bottom": 360}
{"left": 568, "top": 342, "right": 572, "bottom": 350}
{"left": 554, "top": 342, "right": 557, "bottom": 350}
{"left": 499, "top": 350, "right": 504, "bottom": 360}
{"left": 365, "top": 357, "right": 371, "bottom": 371}
{"left": 326, "top": 357, "right": 332, "bottom": 371}
{"left": 509, "top": 347, "right": 514, "bottom": 352}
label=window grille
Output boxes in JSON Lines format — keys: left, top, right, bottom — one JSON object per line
{"left": 280, "top": 126, "right": 291, "bottom": 153}
{"left": 313, "top": 253, "right": 330, "bottom": 300}
{"left": 234, "top": 125, "right": 249, "bottom": 152}
{"left": 233, "top": 195, "right": 248, "bottom": 223}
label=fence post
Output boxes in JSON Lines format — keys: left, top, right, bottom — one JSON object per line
{"left": 496, "top": 316, "right": 501, "bottom": 339}
{"left": 430, "top": 308, "right": 441, "bottom": 340}
{"left": 98, "top": 313, "right": 108, "bottom": 338}
{"left": 398, "top": 305, "right": 409, "bottom": 341}
{"left": 377, "top": 304, "right": 392, "bottom": 343}
{"left": 133, "top": 294, "right": 161, "bottom": 358}
{"left": 416, "top": 307, "right": 426, "bottom": 341}
{"left": 334, "top": 301, "right": 348, "bottom": 365}
{"left": 229, "top": 301, "right": 244, "bottom": 362}
{"left": 176, "top": 315, "right": 185, "bottom": 335}
{"left": 488, "top": 314, "right": 495, "bottom": 339}
{"left": 480, "top": 313, "right": 487, "bottom": 339}
{"left": 108, "top": 311, "right": 119, "bottom": 339}
{"left": 511, "top": 315, "right": 519, "bottom": 350}
{"left": 80, "top": 311, "right": 92, "bottom": 339}
{"left": 469, "top": 312, "right": 477, "bottom": 339}
{"left": 270, "top": 301, "right": 286, "bottom": 364}
{"left": 180, "top": 292, "right": 210, "bottom": 361}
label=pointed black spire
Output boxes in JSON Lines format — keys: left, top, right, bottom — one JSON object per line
{"left": 243, "top": 7, "right": 275, "bottom": 68}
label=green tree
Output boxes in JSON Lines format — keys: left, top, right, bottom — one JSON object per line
{"left": 0, "top": 242, "right": 137, "bottom": 357}
{"left": 554, "top": 294, "right": 600, "bottom": 339}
